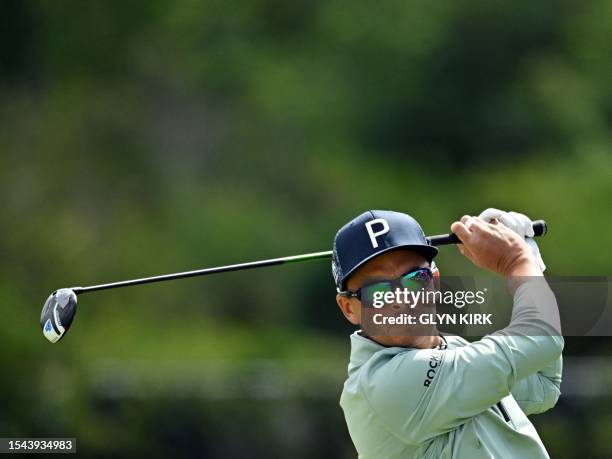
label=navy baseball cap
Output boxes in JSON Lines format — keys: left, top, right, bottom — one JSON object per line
{"left": 332, "top": 210, "right": 438, "bottom": 291}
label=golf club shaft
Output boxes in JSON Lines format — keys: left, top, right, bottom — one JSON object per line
{"left": 72, "top": 220, "right": 547, "bottom": 294}
{"left": 72, "top": 251, "right": 333, "bottom": 294}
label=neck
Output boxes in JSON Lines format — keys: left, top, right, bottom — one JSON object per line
{"left": 368, "top": 332, "right": 441, "bottom": 349}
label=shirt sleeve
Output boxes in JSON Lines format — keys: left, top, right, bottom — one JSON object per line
{"left": 510, "top": 354, "right": 563, "bottom": 415}
{"left": 360, "top": 278, "right": 564, "bottom": 444}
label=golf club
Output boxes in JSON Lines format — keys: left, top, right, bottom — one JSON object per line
{"left": 40, "top": 220, "right": 548, "bottom": 343}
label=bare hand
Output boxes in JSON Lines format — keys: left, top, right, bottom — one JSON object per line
{"left": 450, "top": 216, "right": 541, "bottom": 277}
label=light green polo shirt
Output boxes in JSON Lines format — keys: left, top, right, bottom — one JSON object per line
{"left": 340, "top": 279, "right": 564, "bottom": 458}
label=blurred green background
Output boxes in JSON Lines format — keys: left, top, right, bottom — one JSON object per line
{"left": 1, "top": 0, "right": 611, "bottom": 457}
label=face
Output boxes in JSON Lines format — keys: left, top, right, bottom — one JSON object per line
{"left": 336, "top": 249, "right": 438, "bottom": 348}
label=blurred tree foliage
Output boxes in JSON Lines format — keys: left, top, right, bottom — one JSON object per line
{"left": 0, "top": 0, "right": 610, "bottom": 457}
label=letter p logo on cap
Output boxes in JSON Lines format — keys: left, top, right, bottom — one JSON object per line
{"left": 365, "top": 218, "right": 390, "bottom": 248}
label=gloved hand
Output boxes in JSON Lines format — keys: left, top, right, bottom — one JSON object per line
{"left": 478, "top": 208, "right": 546, "bottom": 272}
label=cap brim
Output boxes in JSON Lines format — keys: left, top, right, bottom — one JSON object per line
{"left": 340, "top": 244, "right": 438, "bottom": 290}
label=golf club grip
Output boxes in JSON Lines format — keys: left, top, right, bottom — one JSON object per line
{"left": 428, "top": 219, "right": 547, "bottom": 246}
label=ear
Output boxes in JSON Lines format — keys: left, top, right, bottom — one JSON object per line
{"left": 336, "top": 294, "right": 360, "bottom": 325}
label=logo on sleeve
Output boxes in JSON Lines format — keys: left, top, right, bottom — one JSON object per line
{"left": 423, "top": 350, "right": 442, "bottom": 387}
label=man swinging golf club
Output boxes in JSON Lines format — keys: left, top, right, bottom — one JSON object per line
{"left": 333, "top": 209, "right": 562, "bottom": 458}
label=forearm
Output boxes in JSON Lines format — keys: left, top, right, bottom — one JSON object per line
{"left": 487, "top": 276, "right": 563, "bottom": 384}
{"left": 507, "top": 276, "right": 562, "bottom": 336}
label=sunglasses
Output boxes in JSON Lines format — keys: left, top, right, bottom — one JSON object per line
{"left": 339, "top": 266, "right": 435, "bottom": 304}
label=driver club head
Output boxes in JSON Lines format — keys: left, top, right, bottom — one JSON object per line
{"left": 40, "top": 288, "right": 78, "bottom": 343}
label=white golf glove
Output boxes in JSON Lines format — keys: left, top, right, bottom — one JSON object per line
{"left": 478, "top": 208, "right": 546, "bottom": 272}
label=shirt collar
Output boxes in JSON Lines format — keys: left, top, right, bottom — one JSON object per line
{"left": 348, "top": 330, "right": 387, "bottom": 368}
{"left": 348, "top": 330, "right": 448, "bottom": 368}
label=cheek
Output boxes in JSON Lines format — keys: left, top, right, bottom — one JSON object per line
{"left": 351, "top": 300, "right": 362, "bottom": 322}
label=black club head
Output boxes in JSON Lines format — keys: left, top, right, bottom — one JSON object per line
{"left": 40, "top": 289, "right": 78, "bottom": 343}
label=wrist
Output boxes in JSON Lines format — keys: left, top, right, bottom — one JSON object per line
{"left": 504, "top": 254, "right": 542, "bottom": 293}
{"left": 504, "top": 253, "right": 542, "bottom": 277}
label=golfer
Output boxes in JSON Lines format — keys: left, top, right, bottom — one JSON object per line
{"left": 332, "top": 209, "right": 562, "bottom": 458}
